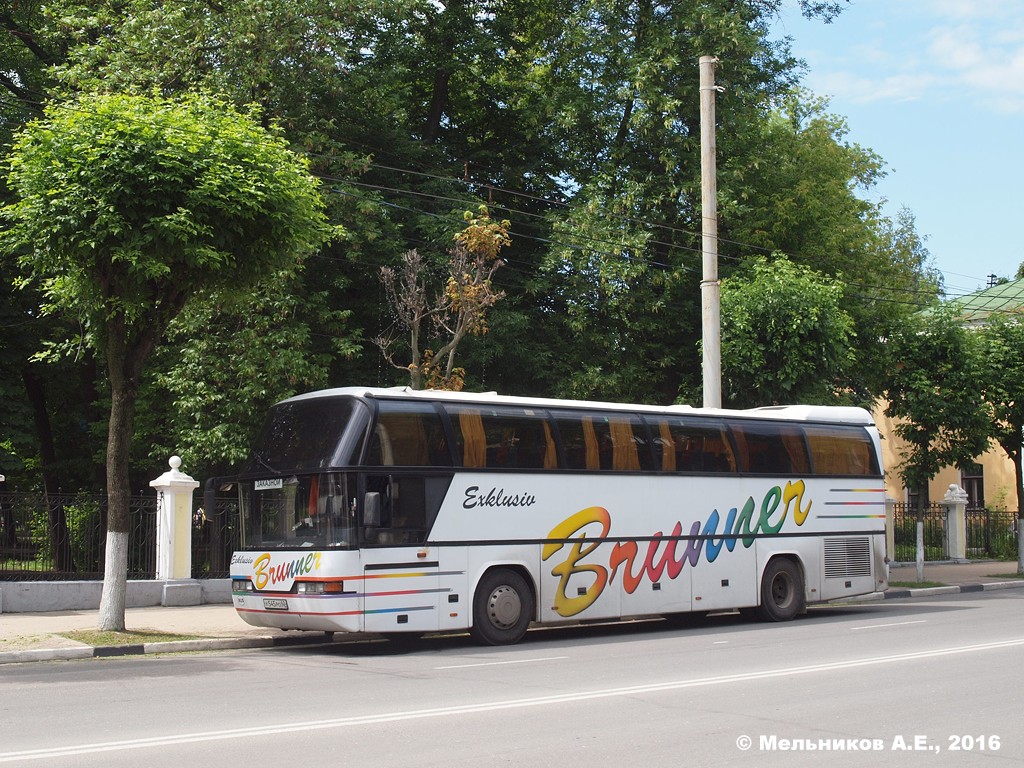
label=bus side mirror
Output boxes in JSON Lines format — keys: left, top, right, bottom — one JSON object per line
{"left": 363, "top": 492, "right": 381, "bottom": 527}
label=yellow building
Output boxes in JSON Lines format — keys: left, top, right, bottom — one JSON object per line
{"left": 875, "top": 277, "right": 1024, "bottom": 512}
{"left": 875, "top": 406, "right": 1016, "bottom": 511}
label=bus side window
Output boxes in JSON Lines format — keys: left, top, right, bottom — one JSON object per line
{"left": 366, "top": 401, "right": 453, "bottom": 467}
{"left": 655, "top": 417, "right": 735, "bottom": 474}
{"left": 805, "top": 425, "right": 878, "bottom": 476}
{"left": 730, "top": 421, "right": 809, "bottom": 475}
{"left": 367, "top": 424, "right": 394, "bottom": 465}
{"left": 553, "top": 416, "right": 589, "bottom": 470}
{"left": 552, "top": 412, "right": 651, "bottom": 472}
{"left": 365, "top": 475, "right": 434, "bottom": 545}
{"left": 456, "top": 410, "right": 487, "bottom": 467}
{"left": 649, "top": 418, "right": 676, "bottom": 471}
{"left": 447, "top": 405, "right": 558, "bottom": 470}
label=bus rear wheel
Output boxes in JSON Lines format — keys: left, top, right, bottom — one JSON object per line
{"left": 470, "top": 568, "right": 534, "bottom": 645}
{"left": 755, "top": 558, "right": 804, "bottom": 622}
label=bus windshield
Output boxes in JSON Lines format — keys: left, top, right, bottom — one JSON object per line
{"left": 242, "top": 397, "right": 369, "bottom": 474}
{"left": 240, "top": 472, "right": 359, "bottom": 549}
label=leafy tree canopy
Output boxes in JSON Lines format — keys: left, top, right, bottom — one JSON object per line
{"left": 5, "top": 91, "right": 331, "bottom": 331}
{"left": 720, "top": 256, "right": 854, "bottom": 407}
{"left": 3, "top": 89, "right": 332, "bottom": 628}
{"left": 883, "top": 303, "right": 990, "bottom": 507}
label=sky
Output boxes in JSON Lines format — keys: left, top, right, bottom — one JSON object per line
{"left": 770, "top": 0, "right": 1024, "bottom": 299}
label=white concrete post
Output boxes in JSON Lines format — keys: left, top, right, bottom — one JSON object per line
{"left": 885, "top": 497, "right": 896, "bottom": 562}
{"left": 699, "top": 55, "right": 722, "bottom": 409}
{"left": 941, "top": 484, "right": 969, "bottom": 562}
{"left": 151, "top": 456, "right": 202, "bottom": 605}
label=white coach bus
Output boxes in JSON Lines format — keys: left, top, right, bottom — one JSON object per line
{"left": 229, "top": 387, "right": 887, "bottom": 645}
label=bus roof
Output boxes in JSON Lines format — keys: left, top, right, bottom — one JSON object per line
{"left": 280, "top": 387, "right": 876, "bottom": 427}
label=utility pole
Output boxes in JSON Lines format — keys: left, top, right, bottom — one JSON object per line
{"left": 699, "top": 55, "right": 722, "bottom": 409}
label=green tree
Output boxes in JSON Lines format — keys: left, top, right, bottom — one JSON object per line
{"left": 722, "top": 96, "right": 941, "bottom": 402}
{"left": 2, "top": 0, "right": 940, "bottom": 460}
{"left": 719, "top": 256, "right": 855, "bottom": 407}
{"left": 138, "top": 274, "right": 356, "bottom": 478}
{"left": 977, "top": 313, "right": 1024, "bottom": 574}
{"left": 3, "top": 91, "right": 331, "bottom": 629}
{"left": 882, "top": 304, "right": 991, "bottom": 580}
{"left": 1, "top": 1, "right": 111, "bottom": 498}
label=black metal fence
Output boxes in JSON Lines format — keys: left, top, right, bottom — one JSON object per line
{"left": 0, "top": 491, "right": 239, "bottom": 581}
{"left": 966, "top": 508, "right": 1018, "bottom": 560}
{"left": 3, "top": 491, "right": 1018, "bottom": 577}
{"left": 891, "top": 502, "right": 947, "bottom": 561}
{"left": 891, "top": 502, "right": 1019, "bottom": 561}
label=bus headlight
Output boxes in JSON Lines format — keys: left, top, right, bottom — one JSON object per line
{"left": 232, "top": 579, "right": 254, "bottom": 592}
{"left": 296, "top": 581, "right": 344, "bottom": 595}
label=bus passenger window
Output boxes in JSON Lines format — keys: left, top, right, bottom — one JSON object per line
{"left": 364, "top": 475, "right": 431, "bottom": 546}
{"left": 365, "top": 401, "right": 452, "bottom": 467}
{"left": 447, "top": 405, "right": 557, "bottom": 469}
{"left": 730, "top": 422, "right": 810, "bottom": 475}
{"left": 551, "top": 412, "right": 651, "bottom": 471}
{"left": 651, "top": 417, "right": 735, "bottom": 473}
{"left": 805, "top": 425, "right": 879, "bottom": 476}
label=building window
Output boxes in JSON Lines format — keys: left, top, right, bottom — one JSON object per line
{"left": 960, "top": 462, "right": 984, "bottom": 509}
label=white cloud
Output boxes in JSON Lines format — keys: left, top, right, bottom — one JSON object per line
{"left": 926, "top": 15, "right": 1024, "bottom": 113}
{"left": 806, "top": 70, "right": 938, "bottom": 105}
{"left": 777, "top": 0, "right": 1024, "bottom": 111}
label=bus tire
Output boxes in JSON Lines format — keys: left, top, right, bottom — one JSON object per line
{"left": 470, "top": 568, "right": 534, "bottom": 645}
{"left": 755, "top": 558, "right": 804, "bottom": 622}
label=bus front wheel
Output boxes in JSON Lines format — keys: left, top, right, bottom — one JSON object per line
{"left": 755, "top": 558, "right": 804, "bottom": 622}
{"left": 470, "top": 568, "right": 534, "bottom": 645}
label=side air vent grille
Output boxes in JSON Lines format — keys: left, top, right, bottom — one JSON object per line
{"left": 824, "top": 537, "right": 871, "bottom": 579}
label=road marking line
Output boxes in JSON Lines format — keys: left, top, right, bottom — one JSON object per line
{"left": 436, "top": 655, "right": 569, "bottom": 669}
{"left": 4, "top": 637, "right": 1024, "bottom": 763}
{"left": 850, "top": 620, "right": 927, "bottom": 630}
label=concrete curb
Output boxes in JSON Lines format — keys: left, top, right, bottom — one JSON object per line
{"left": 836, "top": 579, "right": 1024, "bottom": 605}
{"left": 0, "top": 632, "right": 336, "bottom": 665}
{"left": 882, "top": 580, "right": 1024, "bottom": 599}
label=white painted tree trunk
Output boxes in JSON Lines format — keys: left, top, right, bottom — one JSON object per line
{"left": 97, "top": 530, "right": 129, "bottom": 631}
{"left": 1018, "top": 520, "right": 1023, "bottom": 576}
{"left": 916, "top": 519, "right": 925, "bottom": 582}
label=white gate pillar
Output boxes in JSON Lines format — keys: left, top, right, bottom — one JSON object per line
{"left": 885, "top": 497, "right": 896, "bottom": 562}
{"left": 941, "top": 484, "right": 969, "bottom": 562}
{"left": 151, "top": 456, "right": 202, "bottom": 605}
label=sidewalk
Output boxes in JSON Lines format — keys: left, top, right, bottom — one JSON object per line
{"left": 0, "top": 603, "right": 340, "bottom": 664}
{"left": 884, "top": 559, "right": 1024, "bottom": 598}
{"left": 2, "top": 561, "right": 1022, "bottom": 664}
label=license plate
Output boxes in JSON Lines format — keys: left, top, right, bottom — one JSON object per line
{"left": 263, "top": 598, "right": 289, "bottom": 611}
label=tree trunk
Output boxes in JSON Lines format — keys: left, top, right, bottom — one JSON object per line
{"left": 1016, "top": 451, "right": 1024, "bottom": 576}
{"left": 97, "top": 379, "right": 137, "bottom": 631}
{"left": 97, "top": 316, "right": 145, "bottom": 631}
{"left": 421, "top": 0, "right": 460, "bottom": 145}
{"left": 1, "top": 495, "right": 17, "bottom": 549}
{"left": 21, "top": 365, "right": 74, "bottom": 571}
{"left": 915, "top": 485, "right": 930, "bottom": 583}
{"left": 422, "top": 67, "right": 451, "bottom": 144}
{"left": 98, "top": 530, "right": 129, "bottom": 630}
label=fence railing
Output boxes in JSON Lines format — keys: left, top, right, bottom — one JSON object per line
{"left": 891, "top": 502, "right": 947, "bottom": 561}
{"left": 891, "top": 502, "right": 1019, "bottom": 561}
{"left": 0, "top": 491, "right": 238, "bottom": 581}
{"left": 966, "top": 508, "right": 1018, "bottom": 560}
{"left": 3, "top": 491, "right": 1019, "bottom": 577}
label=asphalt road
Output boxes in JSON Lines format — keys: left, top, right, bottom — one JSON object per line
{"left": 2, "top": 590, "right": 1023, "bottom": 767}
